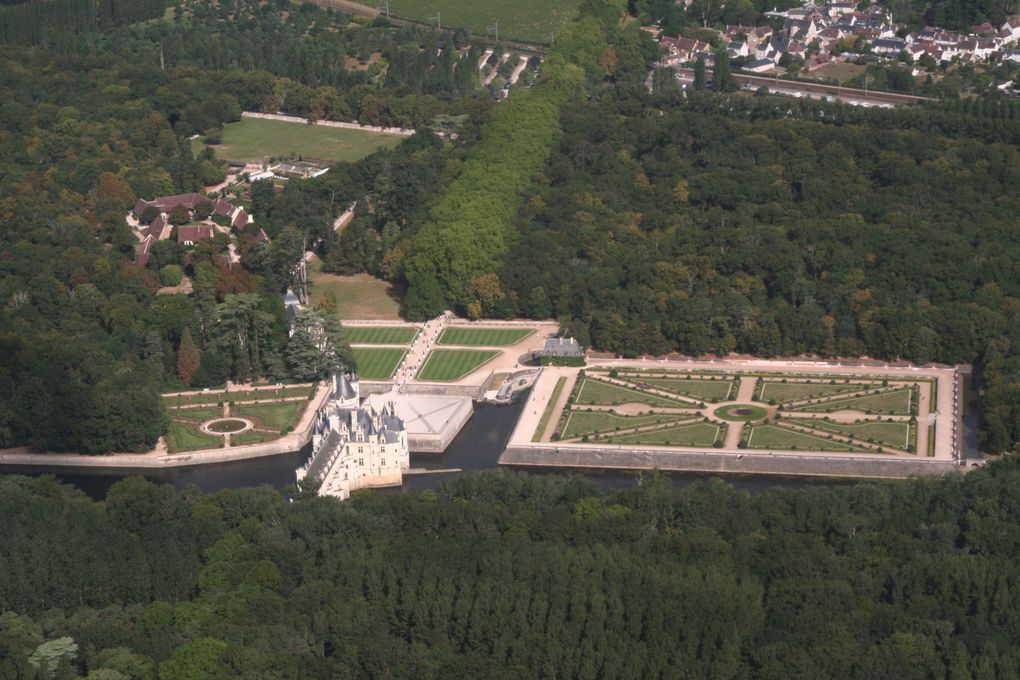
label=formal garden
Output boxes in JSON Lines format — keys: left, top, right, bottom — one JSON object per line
{"left": 164, "top": 384, "right": 315, "bottom": 453}
{"left": 542, "top": 368, "right": 931, "bottom": 456}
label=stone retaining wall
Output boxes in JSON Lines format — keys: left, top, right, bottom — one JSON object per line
{"left": 401, "top": 382, "right": 487, "bottom": 400}
{"left": 499, "top": 445, "right": 962, "bottom": 480}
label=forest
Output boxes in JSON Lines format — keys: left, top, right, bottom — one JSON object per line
{"left": 3, "top": 461, "right": 1020, "bottom": 678}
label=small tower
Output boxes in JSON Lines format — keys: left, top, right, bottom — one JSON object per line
{"left": 331, "top": 369, "right": 360, "bottom": 408}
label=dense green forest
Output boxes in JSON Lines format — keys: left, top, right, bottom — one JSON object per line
{"left": 0, "top": 0, "right": 488, "bottom": 453}
{"left": 3, "top": 462, "right": 1020, "bottom": 678}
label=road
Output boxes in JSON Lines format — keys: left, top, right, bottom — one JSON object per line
{"left": 674, "top": 67, "right": 934, "bottom": 107}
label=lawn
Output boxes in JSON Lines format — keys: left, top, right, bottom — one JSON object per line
{"left": 345, "top": 326, "right": 418, "bottom": 345}
{"left": 230, "top": 431, "right": 278, "bottom": 446}
{"left": 416, "top": 349, "right": 499, "bottom": 382}
{"left": 194, "top": 117, "right": 404, "bottom": 163}
{"left": 167, "top": 421, "right": 221, "bottom": 453}
{"left": 631, "top": 377, "right": 734, "bottom": 401}
{"left": 308, "top": 260, "right": 404, "bottom": 320}
{"left": 786, "top": 418, "right": 912, "bottom": 449}
{"left": 759, "top": 381, "right": 871, "bottom": 402}
{"left": 533, "top": 376, "right": 567, "bottom": 442}
{"left": 794, "top": 388, "right": 913, "bottom": 415}
{"left": 352, "top": 347, "right": 406, "bottom": 380}
{"left": 437, "top": 327, "right": 535, "bottom": 346}
{"left": 231, "top": 402, "right": 305, "bottom": 431}
{"left": 562, "top": 412, "right": 688, "bottom": 439}
{"left": 746, "top": 424, "right": 858, "bottom": 451}
{"left": 386, "top": 0, "right": 579, "bottom": 43}
{"left": 574, "top": 379, "right": 686, "bottom": 408}
{"left": 164, "top": 386, "right": 311, "bottom": 407}
{"left": 607, "top": 423, "right": 720, "bottom": 447}
{"left": 167, "top": 406, "right": 224, "bottom": 422}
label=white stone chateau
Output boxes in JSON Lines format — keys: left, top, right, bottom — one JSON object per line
{"left": 296, "top": 371, "right": 409, "bottom": 500}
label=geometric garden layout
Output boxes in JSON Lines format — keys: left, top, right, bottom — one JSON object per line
{"left": 551, "top": 367, "right": 936, "bottom": 457}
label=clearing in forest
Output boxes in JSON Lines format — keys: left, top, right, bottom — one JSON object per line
{"left": 195, "top": 117, "right": 404, "bottom": 163}
{"left": 307, "top": 261, "right": 404, "bottom": 320}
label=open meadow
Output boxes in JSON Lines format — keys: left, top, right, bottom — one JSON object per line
{"left": 195, "top": 117, "right": 404, "bottom": 163}
{"left": 308, "top": 260, "right": 404, "bottom": 320}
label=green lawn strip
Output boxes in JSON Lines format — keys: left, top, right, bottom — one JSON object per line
{"left": 562, "top": 412, "right": 689, "bottom": 439}
{"left": 785, "top": 418, "right": 911, "bottom": 449}
{"left": 230, "top": 431, "right": 279, "bottom": 446}
{"left": 619, "top": 377, "right": 734, "bottom": 401}
{"left": 746, "top": 424, "right": 859, "bottom": 451}
{"left": 164, "top": 386, "right": 311, "bottom": 407}
{"left": 533, "top": 376, "right": 567, "bottom": 442}
{"left": 437, "top": 327, "right": 535, "bottom": 346}
{"left": 760, "top": 381, "right": 874, "bottom": 402}
{"left": 344, "top": 326, "right": 418, "bottom": 345}
{"left": 167, "top": 421, "right": 221, "bottom": 452}
{"left": 231, "top": 402, "right": 304, "bottom": 431}
{"left": 575, "top": 379, "right": 688, "bottom": 408}
{"left": 195, "top": 117, "right": 404, "bottom": 163}
{"left": 352, "top": 347, "right": 406, "bottom": 380}
{"left": 416, "top": 349, "right": 500, "bottom": 382}
{"left": 168, "top": 406, "right": 224, "bottom": 422}
{"left": 605, "top": 422, "right": 720, "bottom": 447}
{"left": 791, "top": 388, "right": 913, "bottom": 415}
{"left": 386, "top": 0, "right": 579, "bottom": 43}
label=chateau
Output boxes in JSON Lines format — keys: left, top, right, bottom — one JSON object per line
{"left": 296, "top": 371, "right": 409, "bottom": 500}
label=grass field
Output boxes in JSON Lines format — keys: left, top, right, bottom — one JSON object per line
{"left": 533, "top": 376, "right": 567, "bottom": 442}
{"left": 795, "top": 388, "right": 913, "bottom": 415}
{"left": 352, "top": 347, "right": 406, "bottom": 380}
{"left": 231, "top": 402, "right": 304, "bottom": 431}
{"left": 345, "top": 326, "right": 418, "bottom": 345}
{"left": 386, "top": 0, "right": 579, "bottom": 43}
{"left": 562, "top": 412, "right": 687, "bottom": 439}
{"left": 194, "top": 117, "right": 404, "bottom": 163}
{"left": 230, "top": 431, "right": 278, "bottom": 446}
{"left": 747, "top": 424, "right": 858, "bottom": 451}
{"left": 167, "top": 421, "right": 221, "bottom": 453}
{"left": 416, "top": 349, "right": 499, "bottom": 382}
{"left": 575, "top": 379, "right": 686, "bottom": 408}
{"left": 786, "top": 418, "right": 912, "bottom": 449}
{"left": 608, "top": 423, "right": 720, "bottom": 447}
{"left": 438, "top": 327, "right": 535, "bottom": 346}
{"left": 760, "top": 381, "right": 871, "bottom": 402}
{"left": 632, "top": 377, "right": 734, "bottom": 401}
{"left": 308, "top": 260, "right": 404, "bottom": 320}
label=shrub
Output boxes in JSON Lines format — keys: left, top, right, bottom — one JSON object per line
{"left": 159, "top": 264, "right": 184, "bottom": 287}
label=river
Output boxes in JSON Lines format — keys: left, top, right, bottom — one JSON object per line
{"left": 0, "top": 398, "right": 887, "bottom": 500}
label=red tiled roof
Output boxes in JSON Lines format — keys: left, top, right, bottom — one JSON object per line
{"left": 177, "top": 225, "right": 216, "bottom": 243}
{"left": 232, "top": 209, "right": 250, "bottom": 229}
{"left": 153, "top": 193, "right": 207, "bottom": 212}
{"left": 213, "top": 198, "right": 235, "bottom": 216}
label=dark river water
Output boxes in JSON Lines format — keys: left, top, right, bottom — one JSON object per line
{"left": 5, "top": 386, "right": 977, "bottom": 500}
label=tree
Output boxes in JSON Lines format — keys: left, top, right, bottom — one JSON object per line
{"left": 159, "top": 264, "right": 184, "bottom": 287}
{"left": 712, "top": 49, "right": 737, "bottom": 92}
{"left": 285, "top": 308, "right": 354, "bottom": 380}
{"left": 176, "top": 327, "right": 201, "bottom": 385}
{"left": 139, "top": 206, "right": 161, "bottom": 225}
{"left": 694, "top": 54, "right": 707, "bottom": 91}
{"left": 168, "top": 204, "right": 191, "bottom": 225}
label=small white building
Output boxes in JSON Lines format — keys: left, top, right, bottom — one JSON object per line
{"left": 296, "top": 372, "right": 410, "bottom": 500}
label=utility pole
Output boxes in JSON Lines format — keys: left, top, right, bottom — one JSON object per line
{"left": 489, "top": 20, "right": 499, "bottom": 42}
{"left": 377, "top": 1, "right": 389, "bottom": 19}
{"left": 429, "top": 10, "right": 441, "bottom": 31}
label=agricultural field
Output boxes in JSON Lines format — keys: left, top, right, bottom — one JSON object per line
{"left": 345, "top": 326, "right": 418, "bottom": 345}
{"left": 194, "top": 117, "right": 404, "bottom": 163}
{"left": 352, "top": 347, "right": 406, "bottom": 380}
{"left": 417, "top": 349, "right": 499, "bottom": 382}
{"left": 386, "top": 0, "right": 579, "bottom": 43}
{"left": 438, "top": 327, "right": 534, "bottom": 346}
{"left": 561, "top": 412, "right": 686, "bottom": 439}
{"left": 574, "top": 379, "right": 687, "bottom": 408}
